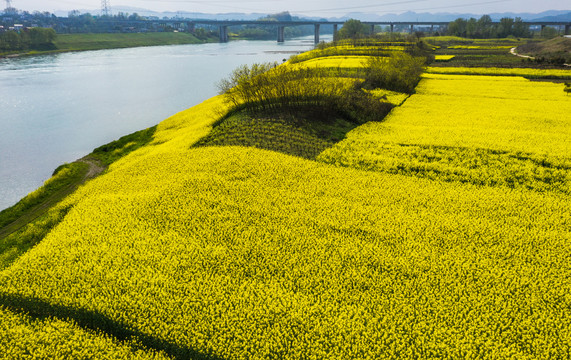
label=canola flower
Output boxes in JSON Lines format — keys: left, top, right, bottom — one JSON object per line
{"left": 319, "top": 73, "right": 571, "bottom": 193}
{"left": 447, "top": 45, "right": 513, "bottom": 49}
{"left": 426, "top": 66, "right": 571, "bottom": 79}
{"left": 1, "top": 47, "right": 570, "bottom": 359}
{"left": 292, "top": 55, "right": 373, "bottom": 69}
{"left": 1, "top": 145, "right": 570, "bottom": 359}
{"left": 289, "top": 44, "right": 407, "bottom": 63}
{"left": 0, "top": 307, "right": 167, "bottom": 360}
{"left": 434, "top": 55, "right": 455, "bottom": 61}
{"left": 1, "top": 74, "right": 571, "bottom": 358}
{"left": 424, "top": 36, "right": 522, "bottom": 44}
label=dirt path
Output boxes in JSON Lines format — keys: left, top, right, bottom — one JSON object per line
{"left": 510, "top": 47, "right": 571, "bottom": 67}
{"left": 79, "top": 158, "right": 106, "bottom": 179}
{"left": 510, "top": 47, "right": 534, "bottom": 59}
{"left": 0, "top": 159, "right": 106, "bottom": 240}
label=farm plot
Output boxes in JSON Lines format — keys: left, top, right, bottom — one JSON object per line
{"left": 319, "top": 73, "right": 571, "bottom": 194}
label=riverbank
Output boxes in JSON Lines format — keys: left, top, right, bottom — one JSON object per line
{"left": 0, "top": 37, "right": 320, "bottom": 210}
{"left": 0, "top": 32, "right": 218, "bottom": 58}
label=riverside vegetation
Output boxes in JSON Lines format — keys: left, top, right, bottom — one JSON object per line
{"left": 0, "top": 34, "right": 570, "bottom": 359}
{"left": 0, "top": 32, "right": 215, "bottom": 57}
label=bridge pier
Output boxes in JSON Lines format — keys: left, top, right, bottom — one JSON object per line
{"left": 430, "top": 24, "right": 434, "bottom": 33}
{"left": 370, "top": 24, "right": 375, "bottom": 36}
{"left": 410, "top": 24, "right": 414, "bottom": 33}
{"left": 277, "top": 26, "right": 285, "bottom": 43}
{"left": 333, "top": 24, "right": 338, "bottom": 40}
{"left": 566, "top": 24, "right": 570, "bottom": 35}
{"left": 219, "top": 25, "right": 228, "bottom": 43}
{"left": 314, "top": 23, "right": 320, "bottom": 44}
{"left": 390, "top": 24, "right": 394, "bottom": 33}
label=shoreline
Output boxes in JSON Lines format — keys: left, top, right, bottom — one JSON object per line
{"left": 0, "top": 32, "right": 219, "bottom": 59}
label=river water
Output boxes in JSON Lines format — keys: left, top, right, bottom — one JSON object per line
{"left": 0, "top": 36, "right": 331, "bottom": 210}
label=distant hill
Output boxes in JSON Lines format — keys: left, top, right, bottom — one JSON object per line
{"left": 51, "top": 8, "right": 571, "bottom": 22}
{"left": 53, "top": 7, "right": 267, "bottom": 20}
{"left": 328, "top": 10, "right": 571, "bottom": 22}
{"left": 531, "top": 12, "right": 571, "bottom": 22}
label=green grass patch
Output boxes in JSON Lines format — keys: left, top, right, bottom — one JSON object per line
{"left": 53, "top": 32, "right": 208, "bottom": 52}
{"left": 195, "top": 112, "right": 360, "bottom": 160}
{"left": 0, "top": 125, "right": 157, "bottom": 269}
{"left": 0, "top": 162, "right": 88, "bottom": 231}
{"left": 90, "top": 125, "right": 157, "bottom": 166}
{"left": 0, "top": 205, "right": 72, "bottom": 270}
{"left": 1, "top": 32, "right": 215, "bottom": 57}
{"left": 516, "top": 37, "right": 571, "bottom": 64}
{"left": 0, "top": 162, "right": 89, "bottom": 269}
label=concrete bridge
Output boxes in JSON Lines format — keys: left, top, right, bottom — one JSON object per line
{"left": 99, "top": 19, "right": 571, "bottom": 43}
{"left": 187, "top": 20, "right": 571, "bottom": 43}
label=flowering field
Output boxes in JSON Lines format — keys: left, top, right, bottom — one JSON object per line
{"left": 292, "top": 55, "right": 373, "bottom": 69}
{"left": 1, "top": 45, "right": 570, "bottom": 359}
{"left": 427, "top": 66, "right": 571, "bottom": 79}
{"left": 0, "top": 307, "right": 167, "bottom": 359}
{"left": 434, "top": 55, "right": 455, "bottom": 61}
{"left": 319, "top": 73, "right": 571, "bottom": 193}
{"left": 289, "top": 43, "right": 408, "bottom": 63}
{"left": 447, "top": 45, "right": 514, "bottom": 49}
{"left": 1, "top": 142, "right": 570, "bottom": 358}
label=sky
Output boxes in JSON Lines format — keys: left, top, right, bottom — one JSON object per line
{"left": 8, "top": 0, "right": 571, "bottom": 16}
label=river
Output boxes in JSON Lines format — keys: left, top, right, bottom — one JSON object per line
{"left": 0, "top": 35, "right": 331, "bottom": 210}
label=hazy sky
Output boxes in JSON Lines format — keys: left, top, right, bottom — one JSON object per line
{"left": 9, "top": 0, "right": 571, "bottom": 16}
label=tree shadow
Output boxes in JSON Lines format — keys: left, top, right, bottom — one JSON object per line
{"left": 0, "top": 292, "right": 225, "bottom": 360}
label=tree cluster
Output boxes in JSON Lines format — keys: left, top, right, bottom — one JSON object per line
{"left": 0, "top": 28, "right": 56, "bottom": 52}
{"left": 362, "top": 52, "right": 426, "bottom": 93}
{"left": 447, "top": 16, "right": 531, "bottom": 38}
{"left": 0, "top": 10, "right": 57, "bottom": 29}
{"left": 334, "top": 19, "right": 371, "bottom": 41}
{"left": 218, "top": 62, "right": 394, "bottom": 123}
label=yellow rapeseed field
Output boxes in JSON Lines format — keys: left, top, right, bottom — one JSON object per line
{"left": 290, "top": 44, "right": 407, "bottom": 63}
{"left": 1, "top": 143, "right": 570, "bottom": 359}
{"left": 319, "top": 73, "right": 571, "bottom": 193}
{"left": 292, "top": 55, "right": 373, "bottom": 69}
{"left": 434, "top": 55, "right": 455, "bottom": 61}
{"left": 0, "top": 307, "right": 167, "bottom": 360}
{"left": 447, "top": 45, "right": 514, "bottom": 49}
{"left": 427, "top": 66, "right": 571, "bottom": 79}
{"left": 1, "top": 46, "right": 570, "bottom": 358}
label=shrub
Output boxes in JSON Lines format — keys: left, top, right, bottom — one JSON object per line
{"left": 362, "top": 51, "right": 425, "bottom": 93}
{"left": 218, "top": 62, "right": 395, "bottom": 124}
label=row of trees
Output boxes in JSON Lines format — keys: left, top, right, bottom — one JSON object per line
{"left": 0, "top": 28, "right": 56, "bottom": 52}
{"left": 334, "top": 19, "right": 372, "bottom": 41}
{"left": 335, "top": 17, "right": 543, "bottom": 40}
{"left": 447, "top": 16, "right": 530, "bottom": 38}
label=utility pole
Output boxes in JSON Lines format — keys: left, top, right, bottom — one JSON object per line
{"left": 101, "top": 0, "right": 111, "bottom": 17}
{"left": 4, "top": 0, "right": 14, "bottom": 14}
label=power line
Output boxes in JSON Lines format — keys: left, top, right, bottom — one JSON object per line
{"left": 296, "top": 0, "right": 515, "bottom": 15}
{"left": 137, "top": 0, "right": 284, "bottom": 13}
{"left": 101, "top": 0, "right": 111, "bottom": 16}
{"left": 298, "top": 0, "right": 429, "bottom": 13}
